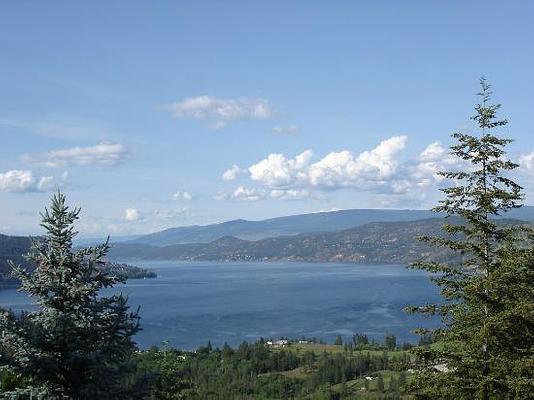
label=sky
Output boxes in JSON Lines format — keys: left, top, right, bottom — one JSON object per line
{"left": 1, "top": 1, "right": 534, "bottom": 237}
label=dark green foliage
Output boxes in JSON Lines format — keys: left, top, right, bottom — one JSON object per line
{"left": 0, "top": 235, "right": 31, "bottom": 288}
{"left": 352, "top": 333, "right": 369, "bottom": 346}
{"left": 398, "top": 371, "right": 407, "bottom": 390}
{"left": 0, "top": 234, "right": 155, "bottom": 289}
{"left": 408, "top": 79, "right": 534, "bottom": 399}
{"left": 385, "top": 334, "right": 397, "bottom": 351}
{"left": 102, "top": 262, "right": 157, "bottom": 279}
{"left": 0, "top": 193, "right": 141, "bottom": 399}
{"left": 377, "top": 375, "right": 385, "bottom": 392}
{"left": 135, "top": 340, "right": 411, "bottom": 399}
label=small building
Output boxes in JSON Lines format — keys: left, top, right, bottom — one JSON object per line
{"left": 432, "top": 363, "right": 450, "bottom": 373}
{"left": 266, "top": 339, "right": 289, "bottom": 348}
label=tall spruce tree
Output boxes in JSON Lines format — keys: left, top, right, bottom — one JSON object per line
{"left": 0, "top": 193, "right": 140, "bottom": 399}
{"left": 407, "top": 79, "right": 534, "bottom": 399}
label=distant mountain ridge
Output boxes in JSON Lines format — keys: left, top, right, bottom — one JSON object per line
{"left": 108, "top": 218, "right": 533, "bottom": 265}
{"left": 0, "top": 234, "right": 155, "bottom": 288}
{"left": 128, "top": 207, "right": 534, "bottom": 247}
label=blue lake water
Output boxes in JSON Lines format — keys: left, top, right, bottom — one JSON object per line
{"left": 0, "top": 261, "right": 441, "bottom": 350}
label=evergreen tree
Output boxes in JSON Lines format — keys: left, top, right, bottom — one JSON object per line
{"left": 0, "top": 193, "right": 141, "bottom": 399}
{"left": 385, "top": 334, "right": 397, "bottom": 351}
{"left": 407, "top": 79, "right": 534, "bottom": 399}
{"left": 352, "top": 333, "right": 369, "bottom": 347}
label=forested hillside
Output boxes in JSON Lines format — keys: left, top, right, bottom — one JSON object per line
{"left": 128, "top": 206, "right": 534, "bottom": 246}
{"left": 109, "top": 218, "right": 531, "bottom": 264}
{"left": 0, "top": 234, "right": 156, "bottom": 287}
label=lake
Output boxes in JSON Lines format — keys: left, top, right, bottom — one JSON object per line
{"left": 0, "top": 261, "right": 442, "bottom": 350}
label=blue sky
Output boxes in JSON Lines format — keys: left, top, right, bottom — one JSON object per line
{"left": 1, "top": 1, "right": 533, "bottom": 237}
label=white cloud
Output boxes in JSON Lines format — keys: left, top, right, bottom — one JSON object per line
{"left": 124, "top": 208, "right": 140, "bottom": 222}
{"left": 272, "top": 125, "right": 300, "bottom": 135}
{"left": 24, "top": 142, "right": 130, "bottom": 168}
{"left": 249, "top": 150, "right": 313, "bottom": 188}
{"left": 410, "top": 142, "right": 452, "bottom": 185}
{"left": 308, "top": 136, "right": 407, "bottom": 189}
{"left": 248, "top": 136, "right": 408, "bottom": 191}
{"left": 165, "top": 96, "right": 273, "bottom": 128}
{"left": 154, "top": 207, "right": 191, "bottom": 220}
{"left": 222, "top": 164, "right": 243, "bottom": 181}
{"left": 232, "top": 136, "right": 466, "bottom": 201}
{"left": 215, "top": 186, "right": 266, "bottom": 202}
{"left": 172, "top": 191, "right": 193, "bottom": 201}
{"left": 419, "top": 141, "right": 447, "bottom": 162}
{"left": 519, "top": 152, "right": 534, "bottom": 174}
{"left": 232, "top": 186, "right": 265, "bottom": 201}
{"left": 37, "top": 176, "right": 55, "bottom": 191}
{"left": 214, "top": 191, "right": 229, "bottom": 201}
{"left": 270, "top": 189, "right": 310, "bottom": 200}
{"left": 0, "top": 170, "right": 55, "bottom": 193}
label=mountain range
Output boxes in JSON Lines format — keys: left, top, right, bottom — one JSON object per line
{"left": 123, "top": 206, "right": 534, "bottom": 247}
{"left": 108, "top": 218, "right": 443, "bottom": 264}
{"left": 5, "top": 207, "right": 534, "bottom": 271}
{"left": 108, "top": 217, "right": 532, "bottom": 265}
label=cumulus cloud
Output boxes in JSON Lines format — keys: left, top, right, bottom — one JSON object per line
{"left": 216, "top": 187, "right": 311, "bottom": 202}
{"left": 247, "top": 136, "right": 408, "bottom": 192}
{"left": 226, "top": 136, "right": 466, "bottom": 201}
{"left": 270, "top": 189, "right": 310, "bottom": 200}
{"left": 214, "top": 191, "right": 229, "bottom": 201}
{"left": 165, "top": 96, "right": 273, "bottom": 128}
{"left": 0, "top": 170, "right": 55, "bottom": 193}
{"left": 24, "top": 142, "right": 130, "bottom": 168}
{"left": 232, "top": 186, "right": 265, "bottom": 201}
{"left": 172, "top": 191, "right": 193, "bottom": 201}
{"left": 407, "top": 141, "right": 462, "bottom": 187}
{"left": 272, "top": 125, "right": 300, "bottom": 135}
{"left": 519, "top": 152, "right": 534, "bottom": 174}
{"left": 308, "top": 136, "right": 408, "bottom": 188}
{"left": 222, "top": 165, "right": 243, "bottom": 181}
{"left": 419, "top": 141, "right": 446, "bottom": 162}
{"left": 249, "top": 150, "right": 313, "bottom": 188}
{"left": 36, "top": 176, "right": 55, "bottom": 191}
{"left": 124, "top": 208, "right": 140, "bottom": 222}
{"left": 215, "top": 186, "right": 266, "bottom": 202}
